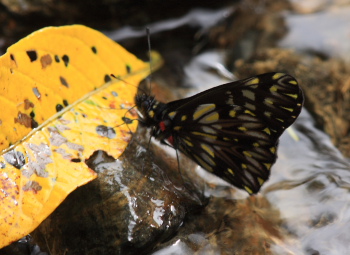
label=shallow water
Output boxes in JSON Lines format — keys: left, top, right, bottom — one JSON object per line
{"left": 139, "top": 20, "right": 350, "bottom": 253}
{"left": 2, "top": 2, "right": 350, "bottom": 254}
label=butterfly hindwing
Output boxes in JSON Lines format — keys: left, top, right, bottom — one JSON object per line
{"left": 169, "top": 103, "right": 278, "bottom": 194}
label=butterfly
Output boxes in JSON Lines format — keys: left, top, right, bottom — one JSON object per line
{"left": 135, "top": 72, "right": 303, "bottom": 194}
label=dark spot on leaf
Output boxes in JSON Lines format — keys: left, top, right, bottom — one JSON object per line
{"left": 32, "top": 87, "right": 41, "bottom": 99}
{"left": 22, "top": 181, "right": 42, "bottom": 194}
{"left": 104, "top": 74, "right": 111, "bottom": 83}
{"left": 91, "top": 46, "right": 97, "bottom": 54}
{"left": 24, "top": 99, "right": 34, "bottom": 110}
{"left": 31, "top": 118, "right": 38, "bottom": 129}
{"left": 85, "top": 150, "right": 116, "bottom": 172}
{"left": 71, "top": 158, "right": 81, "bottom": 163}
{"left": 0, "top": 162, "right": 6, "bottom": 168}
{"left": 56, "top": 104, "right": 64, "bottom": 112}
{"left": 40, "top": 54, "right": 52, "bottom": 69}
{"left": 126, "top": 64, "right": 131, "bottom": 74}
{"left": 26, "top": 50, "right": 37, "bottom": 62}
{"left": 14, "top": 111, "right": 32, "bottom": 128}
{"left": 96, "top": 125, "right": 116, "bottom": 139}
{"left": 10, "top": 54, "right": 16, "bottom": 64}
{"left": 63, "top": 99, "right": 69, "bottom": 106}
{"left": 30, "top": 111, "right": 35, "bottom": 118}
{"left": 10, "top": 69, "right": 13, "bottom": 74}
{"left": 102, "top": 96, "right": 107, "bottom": 100}
{"left": 59, "top": 76, "right": 69, "bottom": 87}
{"left": 62, "top": 55, "right": 69, "bottom": 67}
{"left": 82, "top": 113, "right": 87, "bottom": 118}
{"left": 54, "top": 55, "right": 60, "bottom": 63}
{"left": 122, "top": 116, "right": 133, "bottom": 124}
{"left": 4, "top": 150, "right": 25, "bottom": 169}
{"left": 111, "top": 91, "right": 118, "bottom": 97}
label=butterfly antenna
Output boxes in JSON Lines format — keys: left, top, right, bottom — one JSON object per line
{"left": 175, "top": 148, "right": 186, "bottom": 189}
{"left": 146, "top": 27, "right": 153, "bottom": 96}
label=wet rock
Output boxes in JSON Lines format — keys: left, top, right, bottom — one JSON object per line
{"left": 29, "top": 128, "right": 205, "bottom": 255}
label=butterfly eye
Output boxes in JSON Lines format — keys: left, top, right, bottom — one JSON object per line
{"left": 141, "top": 99, "right": 151, "bottom": 111}
{"left": 136, "top": 94, "right": 153, "bottom": 112}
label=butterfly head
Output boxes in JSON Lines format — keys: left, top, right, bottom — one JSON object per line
{"left": 135, "top": 93, "right": 166, "bottom": 126}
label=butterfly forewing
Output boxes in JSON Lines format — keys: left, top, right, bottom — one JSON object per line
{"left": 166, "top": 72, "right": 303, "bottom": 137}
{"left": 136, "top": 72, "right": 303, "bottom": 194}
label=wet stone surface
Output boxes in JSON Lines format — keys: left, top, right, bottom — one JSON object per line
{"left": 30, "top": 127, "right": 205, "bottom": 255}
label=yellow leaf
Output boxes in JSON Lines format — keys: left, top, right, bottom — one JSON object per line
{"left": 0, "top": 25, "right": 161, "bottom": 248}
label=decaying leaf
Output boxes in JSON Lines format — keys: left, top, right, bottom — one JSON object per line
{"left": 0, "top": 25, "right": 161, "bottom": 248}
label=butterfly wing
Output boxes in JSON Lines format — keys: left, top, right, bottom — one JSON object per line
{"left": 164, "top": 72, "right": 303, "bottom": 194}
{"left": 167, "top": 72, "right": 303, "bottom": 138}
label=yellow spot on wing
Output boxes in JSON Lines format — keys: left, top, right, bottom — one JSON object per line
{"left": 194, "top": 155, "right": 213, "bottom": 172}
{"left": 229, "top": 110, "right": 236, "bottom": 117}
{"left": 242, "top": 163, "right": 247, "bottom": 169}
{"left": 284, "top": 93, "right": 298, "bottom": 99}
{"left": 280, "top": 106, "right": 294, "bottom": 112}
{"left": 244, "top": 186, "right": 253, "bottom": 194}
{"left": 270, "top": 85, "right": 278, "bottom": 92}
{"left": 184, "top": 139, "right": 193, "bottom": 147}
{"left": 253, "top": 142, "right": 259, "bottom": 147}
{"left": 200, "top": 112, "right": 219, "bottom": 123}
{"left": 272, "top": 73, "right": 284, "bottom": 79}
{"left": 239, "top": 127, "right": 247, "bottom": 131}
{"left": 244, "top": 110, "right": 256, "bottom": 116}
{"left": 174, "top": 126, "right": 181, "bottom": 131}
{"left": 245, "top": 78, "right": 259, "bottom": 85}
{"left": 258, "top": 177, "right": 264, "bottom": 185}
{"left": 270, "top": 147, "right": 276, "bottom": 153}
{"left": 264, "top": 99, "right": 273, "bottom": 105}
{"left": 264, "top": 163, "right": 271, "bottom": 169}
{"left": 168, "top": 111, "right": 176, "bottom": 118}
{"left": 192, "top": 131, "right": 217, "bottom": 140}
{"left": 263, "top": 128, "right": 271, "bottom": 135}
{"left": 264, "top": 112, "right": 272, "bottom": 117}
{"left": 193, "top": 104, "right": 215, "bottom": 120}
{"left": 243, "top": 151, "right": 252, "bottom": 157}
{"left": 181, "top": 115, "right": 187, "bottom": 121}
{"left": 228, "top": 168, "right": 235, "bottom": 175}
{"left": 201, "top": 143, "right": 214, "bottom": 157}
{"left": 289, "top": 80, "right": 297, "bottom": 85}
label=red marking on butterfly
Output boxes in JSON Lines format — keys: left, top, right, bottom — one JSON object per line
{"left": 159, "top": 121, "right": 166, "bottom": 131}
